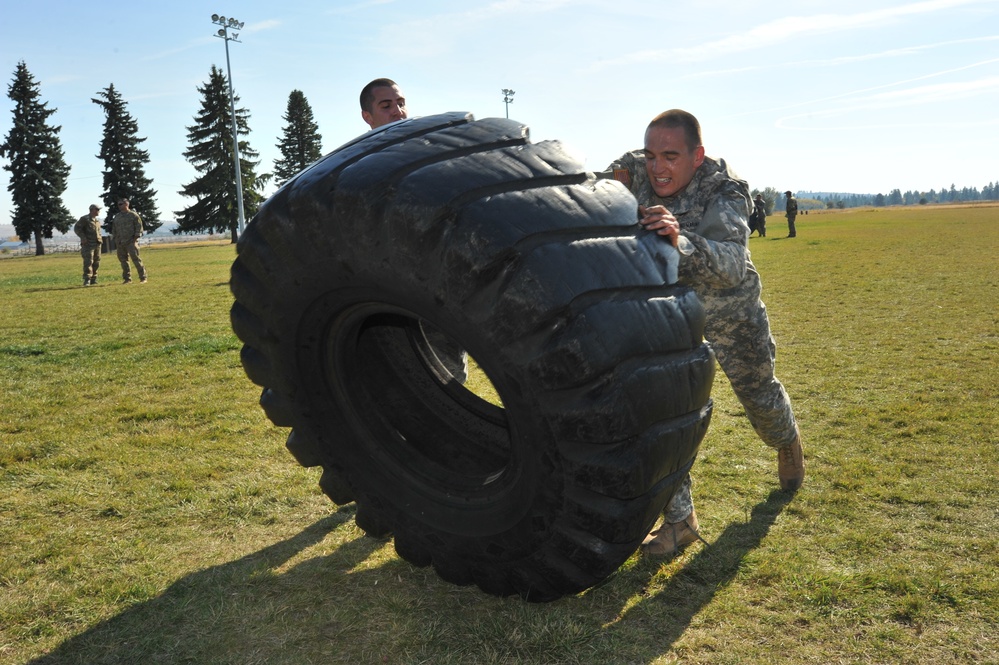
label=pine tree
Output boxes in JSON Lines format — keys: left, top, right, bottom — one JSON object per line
{"left": 273, "top": 89, "right": 323, "bottom": 187}
{"left": 175, "top": 65, "right": 263, "bottom": 242}
{"left": 0, "top": 61, "right": 72, "bottom": 256}
{"left": 92, "top": 83, "right": 161, "bottom": 233}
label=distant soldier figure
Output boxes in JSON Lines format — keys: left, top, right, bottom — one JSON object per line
{"left": 73, "top": 204, "right": 103, "bottom": 286}
{"left": 784, "top": 190, "right": 798, "bottom": 238}
{"left": 749, "top": 194, "right": 767, "bottom": 237}
{"left": 111, "top": 198, "right": 147, "bottom": 284}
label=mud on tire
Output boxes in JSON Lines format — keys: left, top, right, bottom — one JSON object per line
{"left": 230, "top": 112, "right": 715, "bottom": 601}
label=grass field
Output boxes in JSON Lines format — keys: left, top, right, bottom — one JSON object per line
{"left": 1, "top": 205, "right": 997, "bottom": 664}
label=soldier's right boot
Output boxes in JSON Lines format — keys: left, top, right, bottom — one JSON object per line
{"left": 778, "top": 430, "right": 805, "bottom": 491}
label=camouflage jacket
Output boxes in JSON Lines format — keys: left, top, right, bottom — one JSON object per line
{"left": 74, "top": 215, "right": 102, "bottom": 245}
{"left": 786, "top": 196, "right": 798, "bottom": 217}
{"left": 604, "top": 151, "right": 763, "bottom": 320}
{"left": 111, "top": 210, "right": 143, "bottom": 244}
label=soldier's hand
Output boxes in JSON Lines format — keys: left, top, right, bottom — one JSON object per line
{"left": 638, "top": 205, "right": 680, "bottom": 247}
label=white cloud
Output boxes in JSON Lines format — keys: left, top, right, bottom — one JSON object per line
{"left": 591, "top": 0, "right": 993, "bottom": 69}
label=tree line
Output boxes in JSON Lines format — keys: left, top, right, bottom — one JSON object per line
{"left": 1, "top": 61, "right": 322, "bottom": 254}
{"left": 800, "top": 185, "right": 999, "bottom": 210}
{"left": 4, "top": 59, "right": 996, "bottom": 255}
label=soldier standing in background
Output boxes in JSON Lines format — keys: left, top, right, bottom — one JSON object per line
{"left": 357, "top": 78, "right": 468, "bottom": 383}
{"left": 749, "top": 193, "right": 767, "bottom": 237}
{"left": 73, "top": 204, "right": 102, "bottom": 286}
{"left": 359, "top": 78, "right": 408, "bottom": 129}
{"left": 785, "top": 190, "right": 798, "bottom": 238}
{"left": 111, "top": 198, "right": 147, "bottom": 284}
{"left": 606, "top": 109, "right": 804, "bottom": 557}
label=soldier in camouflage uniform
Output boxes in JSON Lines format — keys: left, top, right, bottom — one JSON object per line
{"left": 605, "top": 109, "right": 804, "bottom": 556}
{"left": 785, "top": 190, "right": 798, "bottom": 237}
{"left": 111, "top": 198, "right": 147, "bottom": 284}
{"left": 73, "top": 204, "right": 103, "bottom": 286}
{"left": 358, "top": 79, "right": 468, "bottom": 384}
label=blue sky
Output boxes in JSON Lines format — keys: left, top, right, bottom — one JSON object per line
{"left": 1, "top": 0, "right": 997, "bottom": 227}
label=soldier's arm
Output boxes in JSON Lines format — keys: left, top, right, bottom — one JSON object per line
{"left": 600, "top": 150, "right": 644, "bottom": 192}
{"left": 677, "top": 184, "right": 750, "bottom": 289}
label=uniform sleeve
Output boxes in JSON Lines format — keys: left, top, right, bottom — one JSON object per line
{"left": 602, "top": 150, "right": 643, "bottom": 192}
{"left": 677, "top": 182, "right": 751, "bottom": 289}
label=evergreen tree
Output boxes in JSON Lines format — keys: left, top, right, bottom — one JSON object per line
{"left": 0, "top": 61, "right": 72, "bottom": 255}
{"left": 92, "top": 83, "right": 161, "bottom": 233}
{"left": 175, "top": 65, "right": 263, "bottom": 242}
{"left": 273, "top": 89, "right": 323, "bottom": 187}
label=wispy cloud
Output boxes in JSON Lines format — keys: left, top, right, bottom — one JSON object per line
{"left": 377, "top": 0, "right": 574, "bottom": 57}
{"left": 591, "top": 0, "right": 993, "bottom": 70}
{"left": 775, "top": 73, "right": 999, "bottom": 129}
{"left": 244, "top": 19, "right": 281, "bottom": 34}
{"left": 679, "top": 34, "right": 999, "bottom": 81}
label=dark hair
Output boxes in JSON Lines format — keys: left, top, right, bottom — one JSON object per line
{"left": 647, "top": 109, "right": 702, "bottom": 152}
{"left": 359, "top": 78, "right": 398, "bottom": 113}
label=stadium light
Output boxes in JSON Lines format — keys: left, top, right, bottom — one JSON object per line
{"left": 211, "top": 13, "right": 247, "bottom": 235}
{"left": 502, "top": 89, "right": 515, "bottom": 119}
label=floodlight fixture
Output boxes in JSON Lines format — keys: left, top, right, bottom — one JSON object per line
{"left": 211, "top": 13, "right": 247, "bottom": 235}
{"left": 502, "top": 89, "right": 516, "bottom": 119}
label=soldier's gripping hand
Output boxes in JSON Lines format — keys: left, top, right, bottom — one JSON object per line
{"left": 638, "top": 205, "right": 680, "bottom": 248}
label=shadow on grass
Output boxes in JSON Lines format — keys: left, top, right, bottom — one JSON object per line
{"left": 25, "top": 507, "right": 377, "bottom": 665}
{"left": 609, "top": 488, "right": 795, "bottom": 646}
{"left": 26, "top": 491, "right": 794, "bottom": 664}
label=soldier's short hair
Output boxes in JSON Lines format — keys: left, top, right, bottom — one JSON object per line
{"left": 359, "top": 78, "right": 398, "bottom": 113}
{"left": 648, "top": 110, "right": 702, "bottom": 152}
{"left": 785, "top": 191, "right": 793, "bottom": 196}
{"left": 118, "top": 198, "right": 129, "bottom": 205}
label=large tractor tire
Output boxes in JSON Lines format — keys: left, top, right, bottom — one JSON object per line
{"left": 230, "top": 113, "right": 715, "bottom": 601}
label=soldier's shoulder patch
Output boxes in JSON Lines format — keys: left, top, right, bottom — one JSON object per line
{"left": 612, "top": 168, "right": 632, "bottom": 188}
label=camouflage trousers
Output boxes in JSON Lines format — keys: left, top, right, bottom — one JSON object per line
{"left": 116, "top": 239, "right": 147, "bottom": 281}
{"left": 663, "top": 297, "right": 798, "bottom": 523}
{"left": 81, "top": 243, "right": 101, "bottom": 281}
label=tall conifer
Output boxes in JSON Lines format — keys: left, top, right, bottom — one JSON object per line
{"left": 175, "top": 65, "right": 263, "bottom": 242}
{"left": 92, "top": 83, "right": 161, "bottom": 232}
{"left": 0, "top": 61, "right": 72, "bottom": 255}
{"left": 273, "top": 90, "right": 323, "bottom": 186}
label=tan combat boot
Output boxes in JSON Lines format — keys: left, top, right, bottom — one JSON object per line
{"left": 778, "top": 430, "right": 805, "bottom": 491}
{"left": 641, "top": 509, "right": 704, "bottom": 557}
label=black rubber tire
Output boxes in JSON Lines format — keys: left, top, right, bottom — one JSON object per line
{"left": 230, "top": 112, "right": 715, "bottom": 601}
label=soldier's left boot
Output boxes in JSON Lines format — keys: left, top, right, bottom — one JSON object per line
{"left": 641, "top": 509, "right": 706, "bottom": 557}
{"left": 778, "top": 430, "right": 805, "bottom": 491}
{"left": 89, "top": 273, "right": 97, "bottom": 285}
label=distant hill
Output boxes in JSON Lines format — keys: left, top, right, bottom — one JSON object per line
{"left": 1, "top": 221, "right": 179, "bottom": 241}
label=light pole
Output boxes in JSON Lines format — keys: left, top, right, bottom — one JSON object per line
{"left": 502, "top": 88, "right": 515, "bottom": 119}
{"left": 212, "top": 13, "right": 247, "bottom": 235}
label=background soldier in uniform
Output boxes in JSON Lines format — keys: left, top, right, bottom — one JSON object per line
{"left": 785, "top": 190, "right": 798, "bottom": 238}
{"left": 359, "top": 78, "right": 407, "bottom": 129}
{"left": 73, "top": 204, "right": 103, "bottom": 286}
{"left": 358, "top": 78, "right": 468, "bottom": 383}
{"left": 111, "top": 198, "right": 147, "bottom": 284}
{"left": 606, "top": 109, "right": 804, "bottom": 556}
{"left": 749, "top": 193, "right": 767, "bottom": 237}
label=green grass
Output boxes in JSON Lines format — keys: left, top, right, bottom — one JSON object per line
{"left": 1, "top": 206, "right": 997, "bottom": 664}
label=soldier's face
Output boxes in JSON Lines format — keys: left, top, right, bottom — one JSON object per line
{"left": 643, "top": 126, "right": 704, "bottom": 198}
{"left": 362, "top": 85, "right": 407, "bottom": 129}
